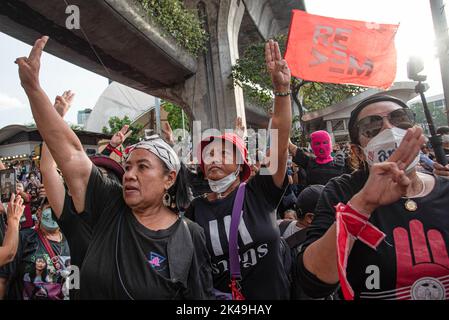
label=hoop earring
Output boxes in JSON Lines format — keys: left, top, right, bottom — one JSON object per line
{"left": 163, "top": 192, "right": 172, "bottom": 207}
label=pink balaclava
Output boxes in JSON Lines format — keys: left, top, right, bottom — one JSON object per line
{"left": 310, "top": 130, "right": 333, "bottom": 164}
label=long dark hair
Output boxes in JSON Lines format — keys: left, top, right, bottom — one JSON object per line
{"left": 29, "top": 255, "right": 48, "bottom": 283}
{"left": 162, "top": 162, "right": 192, "bottom": 212}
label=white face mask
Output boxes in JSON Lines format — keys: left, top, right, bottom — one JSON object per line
{"left": 208, "top": 166, "right": 240, "bottom": 194}
{"left": 362, "top": 127, "right": 419, "bottom": 172}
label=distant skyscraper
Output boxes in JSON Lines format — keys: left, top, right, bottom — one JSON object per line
{"left": 78, "top": 108, "right": 92, "bottom": 128}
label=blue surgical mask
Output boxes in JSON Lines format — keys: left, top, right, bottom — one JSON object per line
{"left": 40, "top": 208, "right": 59, "bottom": 231}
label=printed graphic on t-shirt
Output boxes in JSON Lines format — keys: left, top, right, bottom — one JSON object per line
{"left": 22, "top": 254, "right": 71, "bottom": 300}
{"left": 147, "top": 252, "right": 167, "bottom": 273}
{"left": 360, "top": 219, "right": 449, "bottom": 300}
{"left": 208, "top": 215, "right": 269, "bottom": 275}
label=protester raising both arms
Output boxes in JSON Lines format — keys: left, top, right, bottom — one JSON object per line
{"left": 15, "top": 36, "right": 213, "bottom": 300}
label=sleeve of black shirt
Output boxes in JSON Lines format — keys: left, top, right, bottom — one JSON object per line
{"left": 249, "top": 172, "right": 289, "bottom": 211}
{"left": 58, "top": 191, "right": 92, "bottom": 234}
{"left": 294, "top": 172, "right": 365, "bottom": 298}
{"left": 293, "top": 148, "right": 310, "bottom": 169}
{"left": 84, "top": 165, "right": 123, "bottom": 228}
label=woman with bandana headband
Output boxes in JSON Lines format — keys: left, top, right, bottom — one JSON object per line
{"left": 12, "top": 36, "right": 213, "bottom": 300}
{"left": 288, "top": 130, "right": 349, "bottom": 186}
{"left": 294, "top": 95, "right": 449, "bottom": 300}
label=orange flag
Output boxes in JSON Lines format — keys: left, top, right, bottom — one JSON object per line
{"left": 285, "top": 10, "right": 399, "bottom": 89}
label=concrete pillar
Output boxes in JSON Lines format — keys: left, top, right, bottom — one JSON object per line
{"left": 177, "top": 0, "right": 246, "bottom": 131}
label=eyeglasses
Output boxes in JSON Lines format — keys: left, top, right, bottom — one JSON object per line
{"left": 356, "top": 108, "right": 415, "bottom": 139}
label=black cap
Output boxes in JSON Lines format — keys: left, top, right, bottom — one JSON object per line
{"left": 348, "top": 95, "right": 409, "bottom": 145}
{"left": 296, "top": 185, "right": 325, "bottom": 217}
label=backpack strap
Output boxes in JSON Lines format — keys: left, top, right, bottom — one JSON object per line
{"left": 228, "top": 182, "right": 246, "bottom": 300}
{"left": 279, "top": 220, "right": 293, "bottom": 237}
{"left": 36, "top": 229, "right": 62, "bottom": 270}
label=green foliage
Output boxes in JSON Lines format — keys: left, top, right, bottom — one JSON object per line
{"left": 70, "top": 124, "right": 84, "bottom": 131}
{"left": 410, "top": 101, "right": 448, "bottom": 134}
{"left": 231, "top": 34, "right": 365, "bottom": 112}
{"left": 300, "top": 82, "right": 365, "bottom": 112}
{"left": 162, "top": 101, "right": 190, "bottom": 132}
{"left": 102, "top": 116, "right": 144, "bottom": 145}
{"left": 136, "top": 0, "right": 208, "bottom": 56}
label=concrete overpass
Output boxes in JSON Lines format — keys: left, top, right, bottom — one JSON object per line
{"left": 0, "top": 0, "right": 305, "bottom": 130}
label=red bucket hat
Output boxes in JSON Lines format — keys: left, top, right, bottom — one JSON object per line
{"left": 198, "top": 133, "right": 251, "bottom": 182}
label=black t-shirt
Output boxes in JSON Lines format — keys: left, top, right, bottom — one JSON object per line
{"left": 296, "top": 170, "right": 449, "bottom": 300}
{"left": 293, "top": 148, "right": 348, "bottom": 186}
{"left": 57, "top": 192, "right": 92, "bottom": 270}
{"left": 74, "top": 166, "right": 213, "bottom": 300}
{"left": 56, "top": 192, "right": 93, "bottom": 300}
{"left": 186, "top": 173, "right": 290, "bottom": 299}
{"left": 0, "top": 228, "right": 71, "bottom": 300}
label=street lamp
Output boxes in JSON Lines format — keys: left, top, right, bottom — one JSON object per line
{"left": 408, "top": 56, "right": 448, "bottom": 165}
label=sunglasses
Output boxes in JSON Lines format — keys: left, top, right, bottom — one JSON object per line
{"left": 356, "top": 108, "right": 415, "bottom": 139}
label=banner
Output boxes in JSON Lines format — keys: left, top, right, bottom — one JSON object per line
{"left": 285, "top": 10, "right": 399, "bottom": 89}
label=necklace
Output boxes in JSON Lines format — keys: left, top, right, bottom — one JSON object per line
{"left": 402, "top": 177, "right": 426, "bottom": 212}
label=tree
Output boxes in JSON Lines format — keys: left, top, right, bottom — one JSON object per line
{"left": 162, "top": 101, "right": 190, "bottom": 132}
{"left": 231, "top": 34, "right": 366, "bottom": 144}
{"left": 70, "top": 124, "right": 84, "bottom": 131}
{"left": 410, "top": 101, "right": 448, "bottom": 134}
{"left": 102, "top": 116, "right": 143, "bottom": 145}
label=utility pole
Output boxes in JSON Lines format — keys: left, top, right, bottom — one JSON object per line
{"left": 430, "top": 0, "right": 449, "bottom": 125}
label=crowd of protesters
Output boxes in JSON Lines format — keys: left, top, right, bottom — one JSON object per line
{"left": 1, "top": 36, "right": 449, "bottom": 301}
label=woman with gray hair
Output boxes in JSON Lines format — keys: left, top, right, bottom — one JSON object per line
{"left": 14, "top": 36, "right": 213, "bottom": 300}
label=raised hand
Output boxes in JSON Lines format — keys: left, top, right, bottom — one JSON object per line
{"left": 265, "top": 39, "right": 291, "bottom": 92}
{"left": 387, "top": 127, "right": 425, "bottom": 171}
{"left": 351, "top": 127, "right": 425, "bottom": 214}
{"left": 7, "top": 193, "right": 25, "bottom": 225}
{"left": 110, "top": 125, "right": 132, "bottom": 148}
{"left": 433, "top": 162, "right": 449, "bottom": 179}
{"left": 54, "top": 90, "right": 75, "bottom": 117}
{"left": 234, "top": 117, "right": 245, "bottom": 138}
{"left": 15, "top": 36, "right": 49, "bottom": 91}
{"left": 161, "top": 122, "right": 175, "bottom": 146}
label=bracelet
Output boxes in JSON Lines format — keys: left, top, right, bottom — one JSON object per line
{"left": 106, "top": 143, "right": 116, "bottom": 151}
{"left": 274, "top": 90, "right": 291, "bottom": 97}
{"left": 106, "top": 143, "right": 123, "bottom": 157}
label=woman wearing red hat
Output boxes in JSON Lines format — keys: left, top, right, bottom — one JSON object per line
{"left": 186, "top": 39, "right": 292, "bottom": 299}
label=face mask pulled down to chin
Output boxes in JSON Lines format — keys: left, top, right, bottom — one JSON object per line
{"left": 208, "top": 166, "right": 240, "bottom": 194}
{"left": 362, "top": 127, "right": 419, "bottom": 172}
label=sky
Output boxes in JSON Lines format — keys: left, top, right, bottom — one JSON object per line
{"left": 0, "top": 32, "right": 108, "bottom": 128}
{"left": 0, "top": 0, "right": 446, "bottom": 128}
